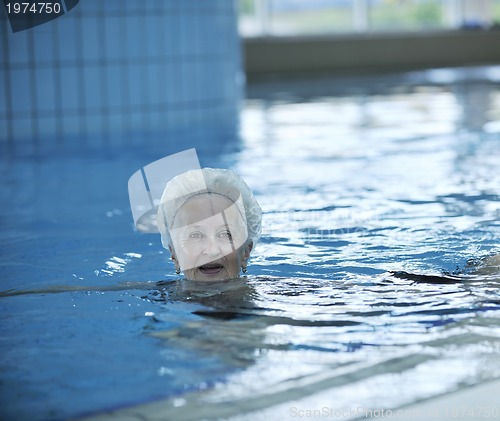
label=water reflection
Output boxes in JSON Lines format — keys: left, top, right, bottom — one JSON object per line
{"left": 454, "top": 81, "right": 497, "bottom": 132}
{"left": 2, "top": 67, "right": 500, "bottom": 421}
{"left": 1, "top": 258, "right": 499, "bottom": 420}
{"left": 238, "top": 69, "right": 500, "bottom": 280}
{"left": 126, "top": 267, "right": 500, "bottom": 420}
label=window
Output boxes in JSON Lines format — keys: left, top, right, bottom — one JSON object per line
{"left": 267, "top": 0, "right": 354, "bottom": 35}
{"left": 368, "top": 0, "right": 447, "bottom": 32}
{"left": 490, "top": 0, "right": 500, "bottom": 23}
{"left": 238, "top": 0, "right": 500, "bottom": 36}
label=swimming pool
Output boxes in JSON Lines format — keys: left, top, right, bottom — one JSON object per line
{"left": 1, "top": 66, "right": 499, "bottom": 420}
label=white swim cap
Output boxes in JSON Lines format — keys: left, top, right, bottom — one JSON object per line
{"left": 157, "top": 168, "right": 262, "bottom": 250}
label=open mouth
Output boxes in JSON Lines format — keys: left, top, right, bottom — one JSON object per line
{"left": 198, "top": 263, "right": 224, "bottom": 275}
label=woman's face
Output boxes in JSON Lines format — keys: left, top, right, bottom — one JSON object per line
{"left": 169, "top": 194, "right": 252, "bottom": 281}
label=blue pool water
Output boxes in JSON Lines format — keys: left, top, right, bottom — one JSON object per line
{"left": 1, "top": 66, "right": 500, "bottom": 420}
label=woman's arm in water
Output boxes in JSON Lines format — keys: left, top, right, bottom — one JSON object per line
{"left": 473, "top": 253, "right": 500, "bottom": 276}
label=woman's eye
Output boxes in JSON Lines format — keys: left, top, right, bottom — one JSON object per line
{"left": 188, "top": 231, "right": 204, "bottom": 239}
{"left": 218, "top": 230, "right": 232, "bottom": 239}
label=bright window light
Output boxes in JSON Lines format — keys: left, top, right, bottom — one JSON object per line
{"left": 368, "top": 0, "right": 447, "bottom": 32}
{"left": 238, "top": 0, "right": 500, "bottom": 36}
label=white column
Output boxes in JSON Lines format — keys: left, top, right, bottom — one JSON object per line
{"left": 255, "top": 0, "right": 271, "bottom": 35}
{"left": 353, "top": 0, "right": 369, "bottom": 33}
{"left": 445, "top": 0, "right": 464, "bottom": 28}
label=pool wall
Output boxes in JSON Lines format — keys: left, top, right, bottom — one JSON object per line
{"left": 0, "top": 0, "right": 242, "bottom": 157}
{"left": 244, "top": 30, "right": 500, "bottom": 81}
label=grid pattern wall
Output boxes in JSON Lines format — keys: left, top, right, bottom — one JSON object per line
{"left": 0, "top": 0, "right": 242, "bottom": 155}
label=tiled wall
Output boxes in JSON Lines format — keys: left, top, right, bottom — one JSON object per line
{"left": 0, "top": 0, "right": 242, "bottom": 156}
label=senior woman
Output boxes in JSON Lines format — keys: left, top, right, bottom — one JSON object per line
{"left": 157, "top": 168, "right": 262, "bottom": 282}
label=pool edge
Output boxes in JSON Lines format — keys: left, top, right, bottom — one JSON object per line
{"left": 74, "top": 377, "right": 500, "bottom": 421}
{"left": 377, "top": 377, "right": 500, "bottom": 420}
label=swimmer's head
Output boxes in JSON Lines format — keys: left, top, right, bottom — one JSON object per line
{"left": 157, "top": 168, "right": 262, "bottom": 281}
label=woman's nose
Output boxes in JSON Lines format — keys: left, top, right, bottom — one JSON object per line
{"left": 203, "top": 236, "right": 221, "bottom": 257}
